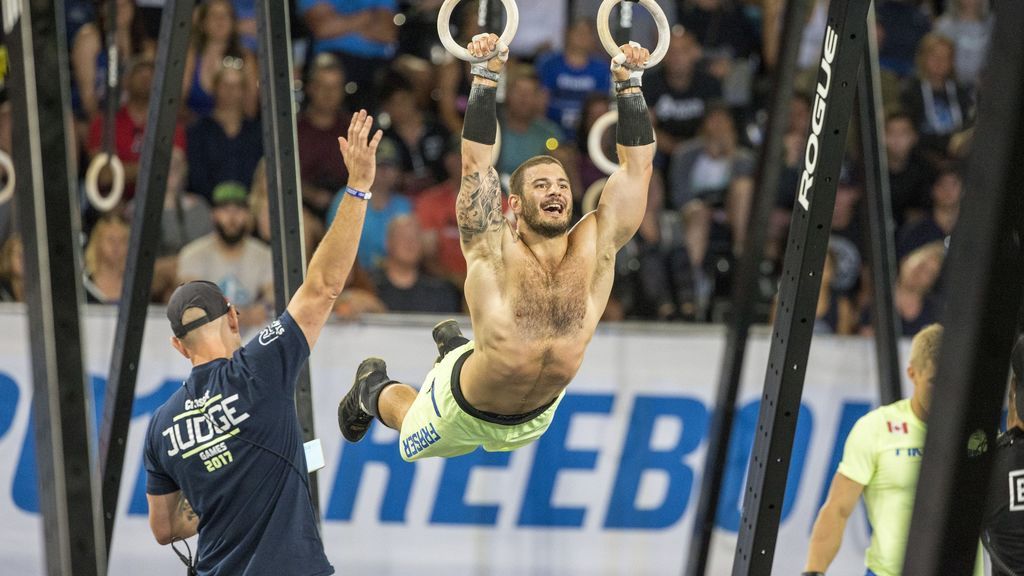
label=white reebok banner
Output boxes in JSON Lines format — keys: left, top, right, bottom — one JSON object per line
{"left": 0, "top": 307, "right": 896, "bottom": 575}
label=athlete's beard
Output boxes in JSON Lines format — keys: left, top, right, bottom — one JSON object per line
{"left": 520, "top": 196, "right": 572, "bottom": 238}
{"left": 214, "top": 221, "right": 247, "bottom": 246}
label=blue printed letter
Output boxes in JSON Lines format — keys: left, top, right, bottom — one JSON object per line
{"left": 518, "top": 394, "right": 613, "bottom": 527}
{"left": 431, "top": 448, "right": 511, "bottom": 525}
{"left": 605, "top": 396, "right": 708, "bottom": 529}
{"left": 327, "top": 433, "right": 414, "bottom": 522}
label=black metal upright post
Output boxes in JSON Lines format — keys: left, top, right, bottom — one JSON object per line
{"left": 5, "top": 1, "right": 106, "bottom": 574}
{"left": 902, "top": 0, "right": 1024, "bottom": 573}
{"left": 684, "top": 0, "right": 812, "bottom": 574}
{"left": 857, "top": 1, "right": 902, "bottom": 405}
{"left": 98, "top": 0, "right": 195, "bottom": 551}
{"left": 731, "top": 0, "right": 870, "bottom": 572}
{"left": 257, "top": 0, "right": 320, "bottom": 519}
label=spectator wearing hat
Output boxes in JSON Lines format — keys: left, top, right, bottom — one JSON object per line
{"left": 178, "top": 181, "right": 273, "bottom": 329}
{"left": 327, "top": 137, "right": 411, "bottom": 272}
{"left": 186, "top": 65, "right": 263, "bottom": 203}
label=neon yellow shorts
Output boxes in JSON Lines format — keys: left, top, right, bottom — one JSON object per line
{"left": 398, "top": 341, "right": 564, "bottom": 461}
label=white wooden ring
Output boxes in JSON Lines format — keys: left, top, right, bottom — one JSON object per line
{"left": 0, "top": 150, "right": 14, "bottom": 206}
{"left": 596, "top": 0, "right": 671, "bottom": 69}
{"left": 438, "top": 0, "right": 519, "bottom": 63}
{"left": 588, "top": 110, "right": 619, "bottom": 176}
{"left": 84, "top": 153, "right": 126, "bottom": 212}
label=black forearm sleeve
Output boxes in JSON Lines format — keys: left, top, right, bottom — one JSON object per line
{"left": 616, "top": 92, "right": 655, "bottom": 147}
{"left": 463, "top": 83, "right": 497, "bottom": 145}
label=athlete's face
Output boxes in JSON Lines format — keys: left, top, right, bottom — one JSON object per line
{"left": 513, "top": 163, "right": 572, "bottom": 238}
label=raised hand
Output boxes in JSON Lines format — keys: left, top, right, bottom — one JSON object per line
{"left": 338, "top": 110, "right": 384, "bottom": 191}
{"left": 611, "top": 42, "right": 651, "bottom": 82}
{"left": 467, "top": 33, "right": 509, "bottom": 74}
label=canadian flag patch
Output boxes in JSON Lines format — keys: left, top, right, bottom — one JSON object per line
{"left": 887, "top": 421, "right": 909, "bottom": 434}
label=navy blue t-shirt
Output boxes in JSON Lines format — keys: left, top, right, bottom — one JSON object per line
{"left": 144, "top": 312, "right": 333, "bottom": 576}
{"left": 536, "top": 52, "right": 611, "bottom": 140}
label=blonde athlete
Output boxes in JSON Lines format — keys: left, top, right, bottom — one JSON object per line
{"left": 337, "top": 33, "right": 656, "bottom": 460}
{"left": 804, "top": 324, "right": 983, "bottom": 576}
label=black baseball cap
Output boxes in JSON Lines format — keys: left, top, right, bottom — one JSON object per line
{"left": 167, "top": 281, "right": 231, "bottom": 338}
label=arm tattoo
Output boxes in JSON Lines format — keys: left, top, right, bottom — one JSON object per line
{"left": 457, "top": 168, "right": 504, "bottom": 242}
{"left": 177, "top": 494, "right": 197, "bottom": 522}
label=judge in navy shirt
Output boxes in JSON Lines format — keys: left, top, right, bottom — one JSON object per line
{"left": 144, "top": 110, "right": 383, "bottom": 575}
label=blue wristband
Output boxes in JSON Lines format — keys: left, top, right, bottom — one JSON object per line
{"left": 345, "top": 186, "right": 372, "bottom": 200}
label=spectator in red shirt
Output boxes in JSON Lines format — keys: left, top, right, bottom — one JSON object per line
{"left": 415, "top": 138, "right": 465, "bottom": 287}
{"left": 88, "top": 57, "right": 187, "bottom": 202}
{"left": 415, "top": 137, "right": 509, "bottom": 288}
{"left": 297, "top": 53, "right": 350, "bottom": 219}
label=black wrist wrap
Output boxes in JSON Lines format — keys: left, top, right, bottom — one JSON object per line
{"left": 616, "top": 92, "right": 655, "bottom": 147}
{"left": 463, "top": 84, "right": 498, "bottom": 145}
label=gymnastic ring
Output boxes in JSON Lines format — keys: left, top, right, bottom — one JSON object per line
{"left": 596, "top": 0, "right": 671, "bottom": 69}
{"left": 84, "top": 153, "right": 126, "bottom": 213}
{"left": 582, "top": 177, "right": 608, "bottom": 214}
{"left": 588, "top": 110, "right": 619, "bottom": 176}
{"left": 437, "top": 0, "right": 519, "bottom": 63}
{"left": 0, "top": 150, "right": 14, "bottom": 206}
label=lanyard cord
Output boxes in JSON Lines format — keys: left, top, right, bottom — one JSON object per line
{"left": 171, "top": 536, "right": 198, "bottom": 576}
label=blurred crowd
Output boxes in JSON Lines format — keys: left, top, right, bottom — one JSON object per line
{"left": 0, "top": 0, "right": 990, "bottom": 336}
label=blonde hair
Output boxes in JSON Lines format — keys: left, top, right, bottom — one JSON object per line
{"left": 915, "top": 33, "right": 956, "bottom": 78}
{"left": 910, "top": 323, "right": 944, "bottom": 373}
{"left": 84, "top": 215, "right": 129, "bottom": 276}
{"left": 0, "top": 234, "right": 22, "bottom": 282}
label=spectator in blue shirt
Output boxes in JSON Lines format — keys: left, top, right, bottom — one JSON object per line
{"left": 876, "top": 0, "right": 932, "bottom": 78}
{"left": 298, "top": 0, "right": 397, "bottom": 111}
{"left": 536, "top": 19, "right": 611, "bottom": 141}
{"left": 327, "top": 137, "right": 412, "bottom": 271}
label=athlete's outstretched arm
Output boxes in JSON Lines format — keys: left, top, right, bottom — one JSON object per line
{"left": 596, "top": 45, "right": 657, "bottom": 253}
{"left": 805, "top": 472, "right": 864, "bottom": 573}
{"left": 287, "top": 110, "right": 382, "bottom": 349}
{"left": 458, "top": 34, "right": 507, "bottom": 256}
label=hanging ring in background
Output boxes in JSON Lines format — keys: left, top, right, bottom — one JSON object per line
{"left": 84, "top": 153, "right": 126, "bottom": 213}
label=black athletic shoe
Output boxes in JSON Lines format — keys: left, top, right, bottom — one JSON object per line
{"left": 432, "top": 319, "right": 469, "bottom": 362}
{"left": 338, "top": 358, "right": 392, "bottom": 443}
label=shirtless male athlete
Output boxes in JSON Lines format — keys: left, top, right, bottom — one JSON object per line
{"left": 338, "top": 33, "right": 655, "bottom": 461}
